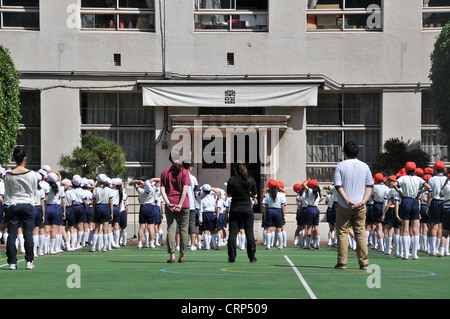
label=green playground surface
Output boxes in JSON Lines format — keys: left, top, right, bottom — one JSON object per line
{"left": 1, "top": 242, "right": 449, "bottom": 300}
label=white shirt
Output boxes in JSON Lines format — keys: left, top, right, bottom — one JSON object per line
{"left": 46, "top": 184, "right": 65, "bottom": 205}
{"left": 93, "top": 186, "right": 113, "bottom": 205}
{"left": 71, "top": 187, "right": 87, "bottom": 205}
{"left": 64, "top": 188, "right": 74, "bottom": 207}
{"left": 334, "top": 158, "right": 374, "bottom": 208}
{"left": 325, "top": 193, "right": 335, "bottom": 208}
{"left": 187, "top": 173, "right": 198, "bottom": 210}
{"left": 396, "top": 175, "right": 426, "bottom": 198}
{"left": 440, "top": 184, "right": 450, "bottom": 206}
{"left": 304, "top": 188, "right": 320, "bottom": 207}
{"left": 428, "top": 175, "right": 447, "bottom": 200}
{"left": 5, "top": 170, "right": 37, "bottom": 207}
{"left": 372, "top": 183, "right": 390, "bottom": 203}
{"left": 136, "top": 186, "right": 155, "bottom": 205}
{"left": 199, "top": 193, "right": 217, "bottom": 223}
{"left": 34, "top": 187, "right": 46, "bottom": 206}
{"left": 262, "top": 192, "right": 286, "bottom": 208}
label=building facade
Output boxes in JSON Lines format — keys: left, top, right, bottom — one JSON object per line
{"left": 1, "top": 1, "right": 449, "bottom": 234}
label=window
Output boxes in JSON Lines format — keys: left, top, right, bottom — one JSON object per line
{"left": 306, "top": 0, "right": 382, "bottom": 31}
{"left": 306, "top": 91, "right": 381, "bottom": 181}
{"left": 194, "top": 0, "right": 268, "bottom": 31}
{"left": 0, "top": 0, "right": 39, "bottom": 30}
{"left": 80, "top": 0, "right": 155, "bottom": 32}
{"left": 423, "top": 0, "right": 450, "bottom": 29}
{"left": 421, "top": 90, "right": 449, "bottom": 162}
{"left": 81, "top": 92, "right": 155, "bottom": 180}
{"left": 17, "top": 90, "right": 41, "bottom": 167}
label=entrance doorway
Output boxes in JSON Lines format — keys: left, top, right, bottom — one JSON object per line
{"left": 229, "top": 131, "right": 261, "bottom": 214}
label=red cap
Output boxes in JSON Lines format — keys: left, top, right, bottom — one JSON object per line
{"left": 277, "top": 181, "right": 285, "bottom": 189}
{"left": 423, "top": 174, "right": 432, "bottom": 182}
{"left": 374, "top": 173, "right": 384, "bottom": 182}
{"left": 388, "top": 175, "right": 397, "bottom": 182}
{"left": 405, "top": 162, "right": 416, "bottom": 171}
{"left": 293, "top": 183, "right": 302, "bottom": 192}
{"left": 434, "top": 161, "right": 446, "bottom": 170}
{"left": 307, "top": 179, "right": 318, "bottom": 188}
{"left": 267, "top": 179, "right": 278, "bottom": 188}
{"left": 415, "top": 168, "right": 424, "bottom": 176}
{"left": 424, "top": 167, "right": 434, "bottom": 174}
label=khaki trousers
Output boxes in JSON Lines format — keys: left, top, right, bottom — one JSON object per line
{"left": 166, "top": 207, "right": 190, "bottom": 255}
{"left": 336, "top": 204, "right": 369, "bottom": 266}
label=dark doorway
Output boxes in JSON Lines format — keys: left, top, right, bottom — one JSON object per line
{"left": 230, "top": 131, "right": 261, "bottom": 214}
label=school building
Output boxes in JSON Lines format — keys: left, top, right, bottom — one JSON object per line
{"left": 2, "top": 0, "right": 449, "bottom": 240}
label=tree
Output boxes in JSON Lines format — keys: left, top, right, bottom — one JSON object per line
{"left": 0, "top": 45, "right": 21, "bottom": 165}
{"left": 372, "top": 138, "right": 430, "bottom": 175}
{"left": 429, "top": 22, "right": 450, "bottom": 146}
{"left": 59, "top": 133, "right": 126, "bottom": 180}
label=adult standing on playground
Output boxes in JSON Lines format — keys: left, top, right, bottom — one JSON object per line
{"left": 226, "top": 163, "right": 258, "bottom": 263}
{"left": 4, "top": 146, "right": 37, "bottom": 270}
{"left": 160, "top": 158, "right": 191, "bottom": 263}
{"left": 333, "top": 141, "right": 374, "bottom": 270}
{"left": 182, "top": 160, "right": 199, "bottom": 251}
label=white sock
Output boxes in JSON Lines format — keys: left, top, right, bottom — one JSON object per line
{"left": 18, "top": 234, "right": 25, "bottom": 251}
{"left": 412, "top": 235, "right": 419, "bottom": 258}
{"left": 282, "top": 230, "right": 287, "bottom": 247}
{"left": 114, "top": 230, "right": 120, "bottom": 246}
{"left": 277, "top": 232, "right": 283, "bottom": 248}
{"left": 50, "top": 238, "right": 57, "bottom": 252}
{"left": 122, "top": 232, "right": 127, "bottom": 245}
{"left": 33, "top": 235, "right": 39, "bottom": 255}
{"left": 402, "top": 236, "right": 410, "bottom": 258}
{"left": 315, "top": 236, "right": 321, "bottom": 248}
{"left": 92, "top": 234, "right": 98, "bottom": 250}
{"left": 144, "top": 232, "right": 149, "bottom": 245}
{"left": 266, "top": 233, "right": 273, "bottom": 248}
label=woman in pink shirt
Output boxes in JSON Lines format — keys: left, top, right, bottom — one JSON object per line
{"left": 160, "top": 159, "right": 191, "bottom": 263}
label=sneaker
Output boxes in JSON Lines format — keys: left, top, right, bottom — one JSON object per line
{"left": 26, "top": 261, "right": 35, "bottom": 270}
{"left": 360, "top": 264, "right": 369, "bottom": 270}
{"left": 334, "top": 263, "right": 346, "bottom": 270}
{"left": 9, "top": 264, "right": 17, "bottom": 270}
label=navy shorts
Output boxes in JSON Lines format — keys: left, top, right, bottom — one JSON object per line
{"left": 202, "top": 212, "right": 217, "bottom": 232}
{"left": 266, "top": 207, "right": 284, "bottom": 228}
{"left": 73, "top": 204, "right": 86, "bottom": 224}
{"left": 372, "top": 201, "right": 384, "bottom": 224}
{"left": 139, "top": 204, "right": 157, "bottom": 224}
{"left": 119, "top": 209, "right": 128, "bottom": 228}
{"left": 65, "top": 206, "right": 76, "bottom": 227}
{"left": 94, "top": 204, "right": 112, "bottom": 224}
{"left": 304, "top": 206, "right": 320, "bottom": 226}
{"left": 154, "top": 205, "right": 162, "bottom": 224}
{"left": 34, "top": 205, "right": 43, "bottom": 227}
{"left": 45, "top": 204, "right": 62, "bottom": 226}
{"left": 326, "top": 203, "right": 337, "bottom": 225}
{"left": 112, "top": 205, "right": 120, "bottom": 224}
{"left": 428, "top": 199, "right": 444, "bottom": 224}
{"left": 442, "top": 206, "right": 450, "bottom": 231}
{"left": 85, "top": 205, "right": 93, "bottom": 223}
{"left": 296, "top": 208, "right": 306, "bottom": 226}
{"left": 0, "top": 201, "right": 5, "bottom": 224}
{"left": 419, "top": 204, "right": 429, "bottom": 223}
{"left": 217, "top": 213, "right": 226, "bottom": 230}
{"left": 399, "top": 197, "right": 420, "bottom": 221}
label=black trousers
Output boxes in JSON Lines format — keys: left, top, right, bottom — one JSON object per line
{"left": 227, "top": 210, "right": 256, "bottom": 262}
{"left": 6, "top": 203, "right": 35, "bottom": 264}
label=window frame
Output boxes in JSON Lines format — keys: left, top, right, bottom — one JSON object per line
{"left": 194, "top": 0, "right": 269, "bottom": 32}
{"left": 0, "top": 1, "right": 39, "bottom": 30}
{"left": 305, "top": 90, "right": 382, "bottom": 182}
{"left": 422, "top": 2, "right": 450, "bottom": 30}
{"left": 80, "top": 91, "right": 156, "bottom": 179}
{"left": 306, "top": 0, "right": 383, "bottom": 32}
{"left": 80, "top": 0, "right": 155, "bottom": 32}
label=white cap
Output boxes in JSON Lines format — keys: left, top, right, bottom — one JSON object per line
{"left": 72, "top": 175, "right": 82, "bottom": 186}
{"left": 47, "top": 172, "right": 59, "bottom": 183}
{"left": 112, "top": 178, "right": 122, "bottom": 186}
{"left": 63, "top": 179, "right": 72, "bottom": 186}
{"left": 201, "top": 184, "right": 211, "bottom": 192}
{"left": 42, "top": 165, "right": 51, "bottom": 171}
{"left": 97, "top": 174, "right": 107, "bottom": 184}
{"left": 38, "top": 169, "right": 47, "bottom": 178}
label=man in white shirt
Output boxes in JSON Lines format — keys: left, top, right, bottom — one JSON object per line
{"left": 333, "top": 141, "right": 374, "bottom": 270}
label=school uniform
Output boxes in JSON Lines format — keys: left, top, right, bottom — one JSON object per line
{"left": 45, "top": 184, "right": 65, "bottom": 226}
{"left": 199, "top": 191, "right": 218, "bottom": 250}
{"left": 303, "top": 188, "right": 320, "bottom": 227}
{"left": 136, "top": 184, "right": 158, "bottom": 225}
{"left": 64, "top": 187, "right": 76, "bottom": 228}
{"left": 372, "top": 183, "right": 390, "bottom": 224}
{"left": 71, "top": 186, "right": 87, "bottom": 225}
{"left": 396, "top": 175, "right": 426, "bottom": 221}
{"left": 92, "top": 186, "right": 113, "bottom": 224}
{"left": 427, "top": 175, "right": 447, "bottom": 224}
{"left": 0, "top": 178, "right": 5, "bottom": 225}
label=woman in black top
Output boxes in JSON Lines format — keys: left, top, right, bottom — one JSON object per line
{"left": 226, "top": 163, "right": 257, "bottom": 263}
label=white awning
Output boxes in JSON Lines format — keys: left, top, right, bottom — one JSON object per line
{"left": 139, "top": 80, "right": 321, "bottom": 107}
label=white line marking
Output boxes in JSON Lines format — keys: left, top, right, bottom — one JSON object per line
{"left": 284, "top": 255, "right": 317, "bottom": 299}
